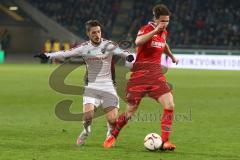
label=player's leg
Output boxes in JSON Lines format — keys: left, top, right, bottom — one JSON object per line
{"left": 76, "top": 100, "right": 97, "bottom": 146}
{"left": 103, "top": 83, "right": 142, "bottom": 148}
{"left": 103, "top": 103, "right": 139, "bottom": 148}
{"left": 157, "top": 92, "right": 176, "bottom": 150}
{"left": 104, "top": 106, "right": 118, "bottom": 137}
{"left": 110, "top": 87, "right": 143, "bottom": 139}
{"left": 99, "top": 85, "right": 120, "bottom": 137}
{"left": 112, "top": 103, "right": 138, "bottom": 137}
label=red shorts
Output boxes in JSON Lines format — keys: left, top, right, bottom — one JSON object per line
{"left": 126, "top": 69, "right": 171, "bottom": 106}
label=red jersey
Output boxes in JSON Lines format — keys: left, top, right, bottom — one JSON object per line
{"left": 135, "top": 22, "right": 168, "bottom": 64}
{"left": 126, "top": 22, "right": 171, "bottom": 105}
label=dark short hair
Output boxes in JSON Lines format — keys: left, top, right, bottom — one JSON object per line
{"left": 152, "top": 4, "right": 171, "bottom": 19}
{"left": 85, "top": 20, "right": 102, "bottom": 32}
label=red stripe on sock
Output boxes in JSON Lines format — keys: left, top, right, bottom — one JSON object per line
{"left": 111, "top": 113, "right": 129, "bottom": 138}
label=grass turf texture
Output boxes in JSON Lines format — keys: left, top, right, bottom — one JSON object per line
{"left": 0, "top": 64, "right": 240, "bottom": 160}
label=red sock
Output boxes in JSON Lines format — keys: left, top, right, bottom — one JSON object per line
{"left": 111, "top": 113, "right": 129, "bottom": 138}
{"left": 161, "top": 109, "right": 174, "bottom": 142}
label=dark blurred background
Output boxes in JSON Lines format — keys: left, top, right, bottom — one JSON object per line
{"left": 0, "top": 0, "right": 239, "bottom": 63}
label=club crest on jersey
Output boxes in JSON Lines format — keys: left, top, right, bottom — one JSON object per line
{"left": 151, "top": 41, "right": 165, "bottom": 48}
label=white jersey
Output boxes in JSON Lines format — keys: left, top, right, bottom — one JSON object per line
{"left": 46, "top": 39, "right": 130, "bottom": 83}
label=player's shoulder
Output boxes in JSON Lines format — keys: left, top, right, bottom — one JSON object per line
{"left": 142, "top": 22, "right": 155, "bottom": 30}
{"left": 73, "top": 41, "right": 90, "bottom": 49}
{"left": 102, "top": 38, "right": 118, "bottom": 46}
{"left": 102, "top": 38, "right": 111, "bottom": 44}
{"left": 102, "top": 38, "right": 110, "bottom": 42}
{"left": 138, "top": 22, "right": 154, "bottom": 36}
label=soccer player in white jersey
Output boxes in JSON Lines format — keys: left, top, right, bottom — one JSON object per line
{"left": 35, "top": 20, "right": 134, "bottom": 146}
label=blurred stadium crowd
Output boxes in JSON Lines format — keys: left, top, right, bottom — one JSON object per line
{"left": 29, "top": 0, "right": 121, "bottom": 39}
{"left": 0, "top": 0, "right": 239, "bottom": 52}
{"left": 28, "top": 0, "right": 239, "bottom": 49}
{"left": 128, "top": 0, "right": 240, "bottom": 48}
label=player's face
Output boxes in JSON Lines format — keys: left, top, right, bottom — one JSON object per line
{"left": 87, "top": 26, "right": 102, "bottom": 45}
{"left": 155, "top": 16, "right": 170, "bottom": 29}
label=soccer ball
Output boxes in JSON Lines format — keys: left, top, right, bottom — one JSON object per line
{"left": 144, "top": 133, "right": 162, "bottom": 151}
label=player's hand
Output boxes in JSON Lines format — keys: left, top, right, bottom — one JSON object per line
{"left": 172, "top": 56, "right": 179, "bottom": 65}
{"left": 126, "top": 54, "right": 134, "bottom": 62}
{"left": 34, "top": 53, "right": 49, "bottom": 60}
{"left": 153, "top": 22, "right": 165, "bottom": 34}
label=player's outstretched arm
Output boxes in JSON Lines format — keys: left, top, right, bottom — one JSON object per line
{"left": 34, "top": 47, "right": 83, "bottom": 60}
{"left": 34, "top": 53, "right": 49, "bottom": 61}
{"left": 113, "top": 47, "right": 135, "bottom": 62}
{"left": 164, "top": 43, "right": 178, "bottom": 64}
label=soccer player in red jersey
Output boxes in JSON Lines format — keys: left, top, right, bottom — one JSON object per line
{"left": 104, "top": 4, "right": 178, "bottom": 150}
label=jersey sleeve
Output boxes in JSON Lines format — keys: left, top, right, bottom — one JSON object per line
{"left": 45, "top": 45, "right": 83, "bottom": 59}
{"left": 137, "top": 25, "right": 152, "bottom": 36}
{"left": 113, "top": 46, "right": 131, "bottom": 58}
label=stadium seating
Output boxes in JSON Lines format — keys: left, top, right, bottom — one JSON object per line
{"left": 127, "top": 0, "right": 239, "bottom": 48}
{"left": 28, "top": 0, "right": 239, "bottom": 48}
{"left": 28, "top": 0, "right": 121, "bottom": 38}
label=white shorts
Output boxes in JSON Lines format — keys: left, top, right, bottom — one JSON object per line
{"left": 83, "top": 82, "right": 119, "bottom": 109}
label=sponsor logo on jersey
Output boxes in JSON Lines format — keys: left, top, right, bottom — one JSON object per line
{"left": 151, "top": 41, "right": 165, "bottom": 48}
{"left": 87, "top": 56, "right": 108, "bottom": 61}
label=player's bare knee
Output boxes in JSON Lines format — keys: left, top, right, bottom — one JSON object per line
{"left": 105, "top": 107, "right": 117, "bottom": 122}
{"left": 164, "top": 101, "right": 174, "bottom": 110}
{"left": 107, "top": 118, "right": 116, "bottom": 125}
{"left": 127, "top": 103, "right": 138, "bottom": 112}
{"left": 126, "top": 111, "right": 133, "bottom": 119}
{"left": 83, "top": 117, "right": 92, "bottom": 125}
{"left": 83, "top": 111, "right": 94, "bottom": 122}
{"left": 126, "top": 106, "right": 138, "bottom": 118}
{"left": 107, "top": 113, "right": 117, "bottom": 123}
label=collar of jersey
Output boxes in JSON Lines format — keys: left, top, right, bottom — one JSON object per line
{"left": 90, "top": 38, "right": 103, "bottom": 47}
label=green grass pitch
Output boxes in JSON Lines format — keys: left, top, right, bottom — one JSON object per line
{"left": 0, "top": 64, "right": 240, "bottom": 160}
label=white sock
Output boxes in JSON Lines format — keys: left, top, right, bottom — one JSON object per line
{"left": 106, "top": 122, "right": 113, "bottom": 137}
{"left": 82, "top": 121, "right": 91, "bottom": 135}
